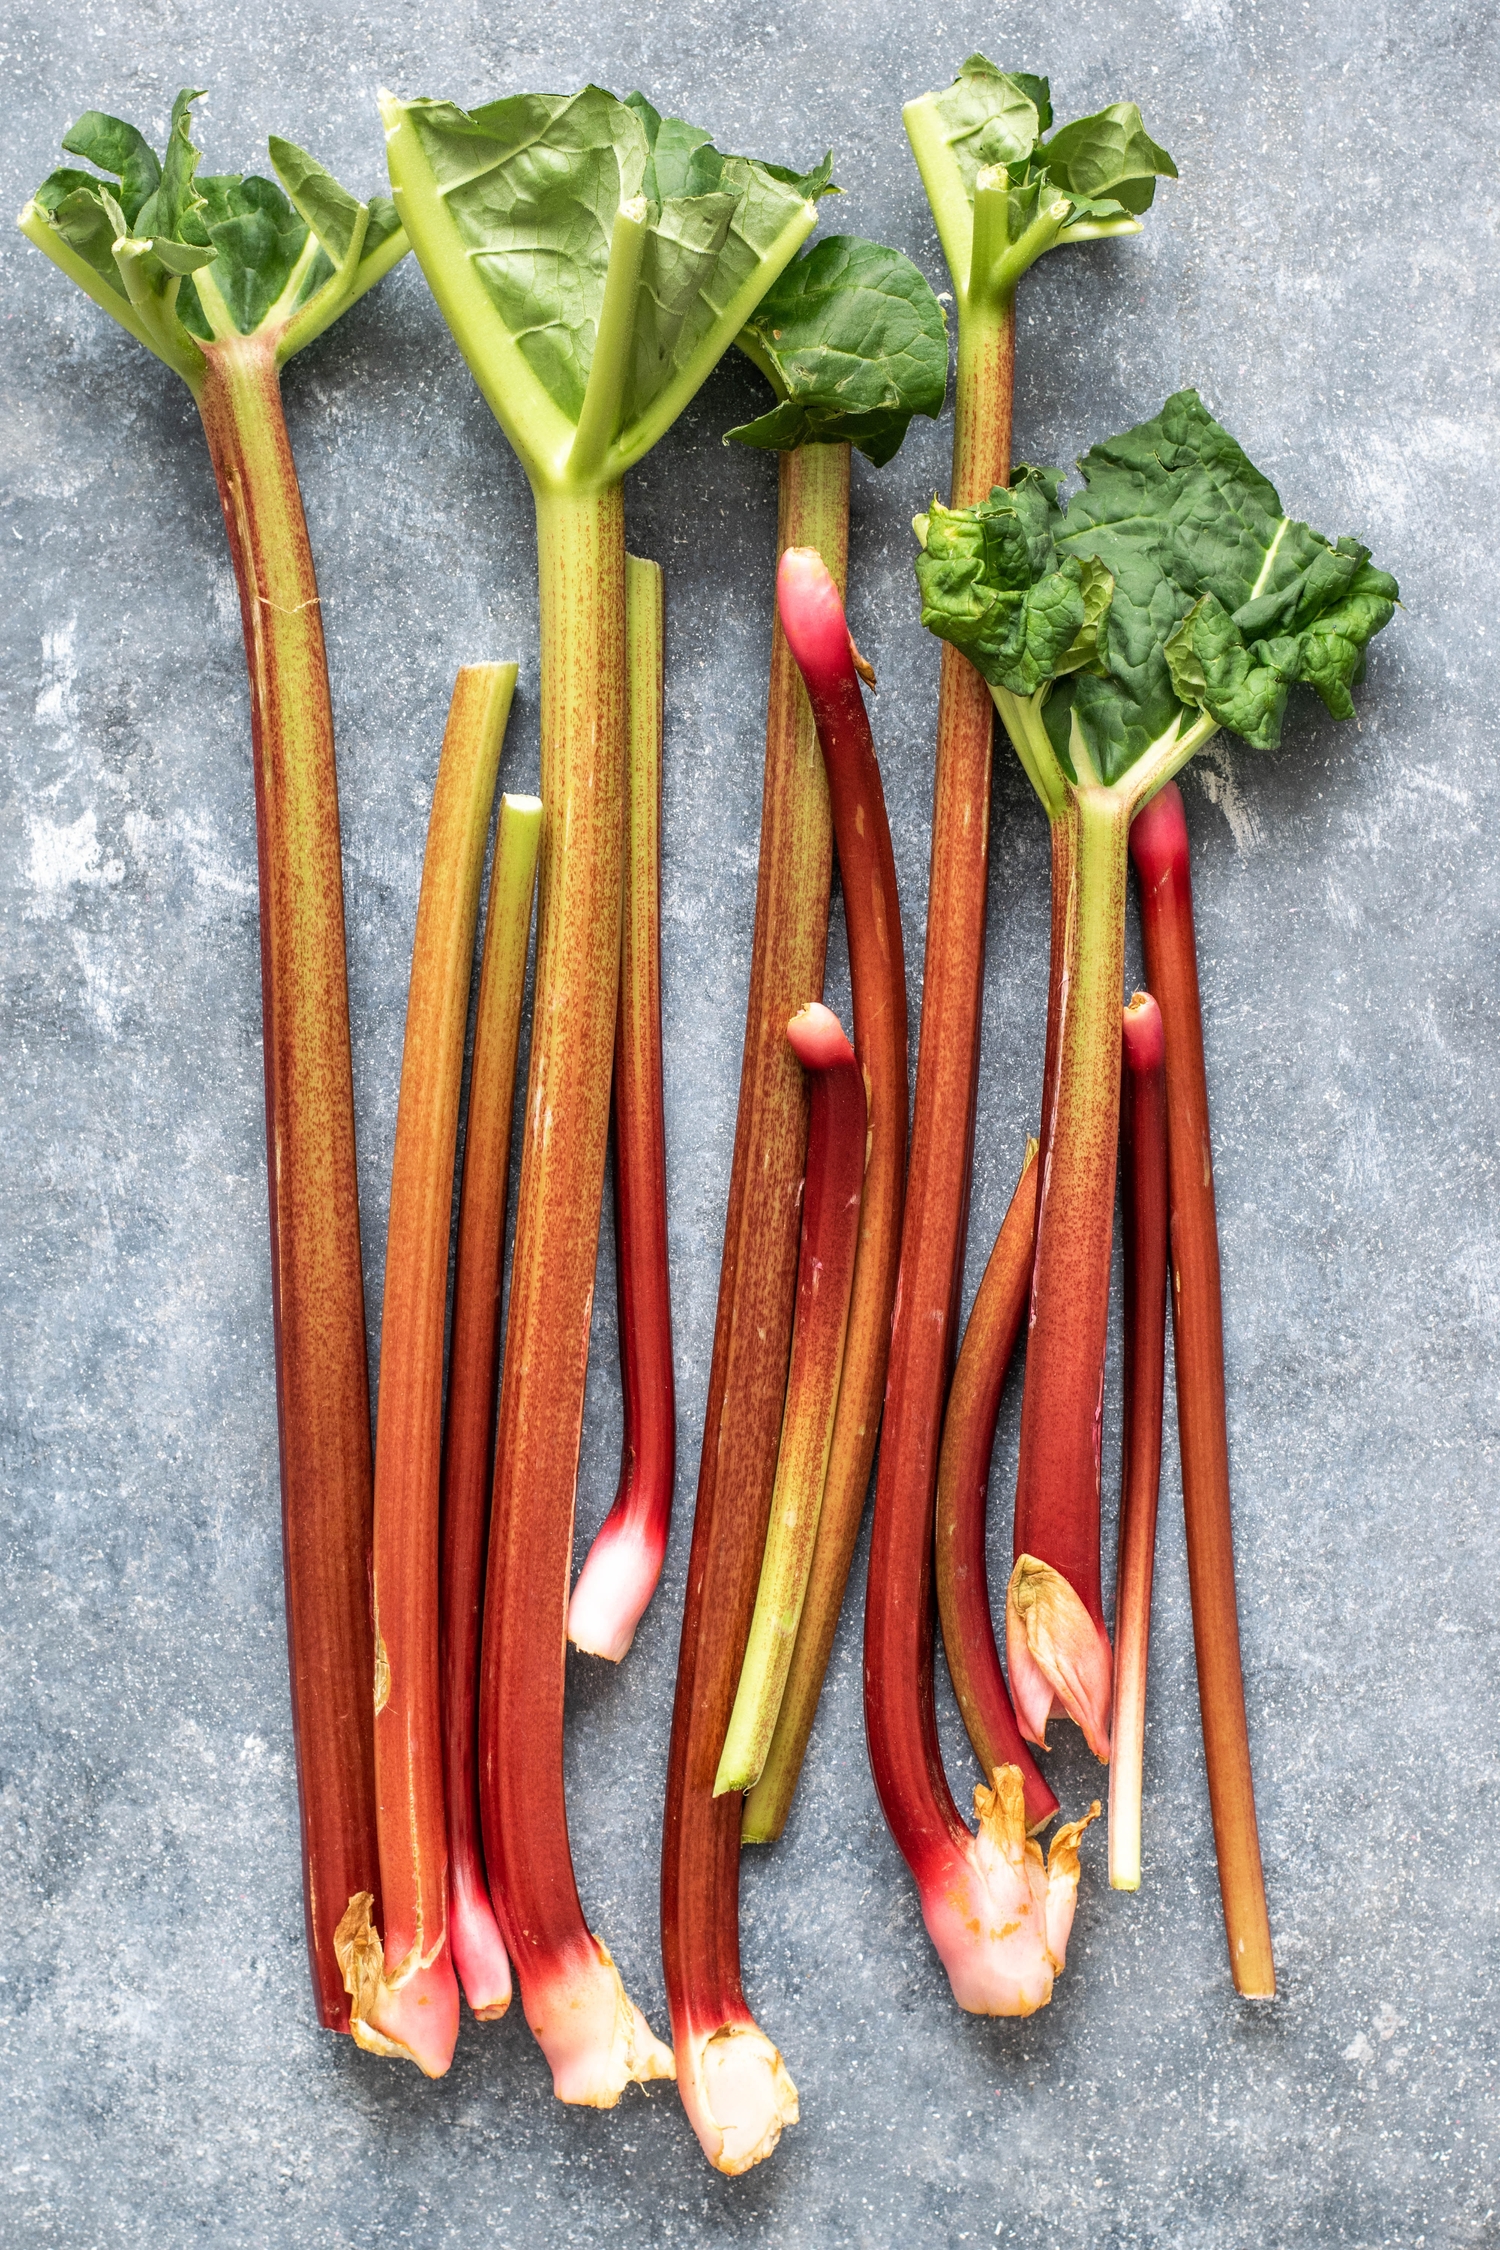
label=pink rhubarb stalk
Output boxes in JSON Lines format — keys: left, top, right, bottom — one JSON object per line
{"left": 743, "top": 545, "right": 909, "bottom": 1842}
{"left": 716, "top": 1003, "right": 866, "bottom": 1794}
{"left": 1130, "top": 783, "right": 1274, "bottom": 1995}
{"left": 933, "top": 1142, "right": 1058, "bottom": 1835}
{"left": 1108, "top": 992, "right": 1168, "bottom": 1892}
{"left": 338, "top": 663, "right": 517, "bottom": 2076}
{"left": 569, "top": 556, "right": 675, "bottom": 1661}
{"left": 439, "top": 790, "right": 542, "bottom": 2018}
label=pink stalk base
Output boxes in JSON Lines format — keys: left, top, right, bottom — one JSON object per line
{"left": 568, "top": 1517, "right": 668, "bottom": 1665}
{"left": 917, "top": 1770, "right": 1098, "bottom": 2016}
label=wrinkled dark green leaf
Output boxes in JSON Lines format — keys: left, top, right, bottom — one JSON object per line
{"left": 918, "top": 53, "right": 1048, "bottom": 197}
{"left": 59, "top": 111, "right": 160, "bottom": 225}
{"left": 1040, "top": 103, "right": 1177, "bottom": 217}
{"left": 134, "top": 89, "right": 207, "bottom": 242}
{"left": 726, "top": 234, "right": 947, "bottom": 465}
{"left": 269, "top": 134, "right": 363, "bottom": 265}
{"left": 914, "top": 469, "right": 1110, "bottom": 694}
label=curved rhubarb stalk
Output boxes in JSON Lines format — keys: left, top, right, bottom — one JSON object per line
{"left": 662, "top": 443, "right": 847, "bottom": 2175}
{"left": 340, "top": 664, "right": 516, "bottom": 2077}
{"left": 933, "top": 1142, "right": 1058, "bottom": 1834}
{"left": 743, "top": 546, "right": 909, "bottom": 1842}
{"left": 1130, "top": 784, "right": 1274, "bottom": 1994}
{"left": 1108, "top": 993, "right": 1168, "bottom": 1892}
{"left": 717, "top": 1004, "right": 866, "bottom": 1795}
{"left": 569, "top": 556, "right": 674, "bottom": 1661}
{"left": 439, "top": 791, "right": 542, "bottom": 2019}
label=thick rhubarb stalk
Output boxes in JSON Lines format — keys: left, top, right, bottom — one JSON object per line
{"left": 662, "top": 443, "right": 846, "bottom": 2174}
{"left": 440, "top": 791, "right": 542, "bottom": 2018}
{"left": 1108, "top": 993, "right": 1168, "bottom": 1893}
{"left": 338, "top": 664, "right": 515, "bottom": 2077}
{"left": 1130, "top": 783, "right": 1274, "bottom": 1994}
{"left": 744, "top": 544, "right": 909, "bottom": 1842}
{"left": 933, "top": 1142, "right": 1058, "bottom": 1835}
{"left": 479, "top": 489, "right": 673, "bottom": 2104}
{"left": 569, "top": 556, "right": 674, "bottom": 1661}
{"left": 197, "top": 337, "right": 382, "bottom": 2032}
{"left": 717, "top": 1004, "right": 866, "bottom": 1796}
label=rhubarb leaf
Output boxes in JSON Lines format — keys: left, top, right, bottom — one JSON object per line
{"left": 59, "top": 111, "right": 161, "bottom": 225}
{"left": 921, "top": 55, "right": 1049, "bottom": 194}
{"left": 1041, "top": 105, "right": 1177, "bottom": 220}
{"left": 914, "top": 470, "right": 1111, "bottom": 696}
{"left": 726, "top": 235, "right": 948, "bottom": 466}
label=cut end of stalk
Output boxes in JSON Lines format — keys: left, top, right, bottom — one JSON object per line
{"left": 1005, "top": 1555, "right": 1113, "bottom": 1763}
{"left": 567, "top": 1512, "right": 667, "bottom": 1662}
{"left": 334, "top": 1892, "right": 460, "bottom": 2078}
{"left": 676, "top": 2019, "right": 799, "bottom": 2176}
{"left": 524, "top": 1933, "right": 675, "bottom": 2107}
{"left": 918, "top": 1769, "right": 1099, "bottom": 2017}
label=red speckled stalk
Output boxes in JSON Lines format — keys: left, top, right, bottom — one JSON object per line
{"left": 1108, "top": 993, "right": 1168, "bottom": 1893}
{"left": 440, "top": 791, "right": 541, "bottom": 2019}
{"left": 743, "top": 545, "right": 909, "bottom": 1843}
{"left": 197, "top": 334, "right": 379, "bottom": 2034}
{"left": 662, "top": 442, "right": 847, "bottom": 2175}
{"left": 568, "top": 556, "right": 675, "bottom": 1662}
{"left": 934, "top": 1142, "right": 1058, "bottom": 1834}
{"left": 1130, "top": 783, "right": 1274, "bottom": 1996}
{"left": 338, "top": 663, "right": 514, "bottom": 2079}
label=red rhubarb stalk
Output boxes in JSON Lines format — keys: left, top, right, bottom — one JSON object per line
{"left": 662, "top": 443, "right": 846, "bottom": 2174}
{"left": 338, "top": 664, "right": 516, "bottom": 2076}
{"left": 743, "top": 546, "right": 910, "bottom": 1842}
{"left": 933, "top": 1141, "right": 1058, "bottom": 1835}
{"left": 717, "top": 1003, "right": 866, "bottom": 1795}
{"left": 569, "top": 556, "right": 674, "bottom": 1661}
{"left": 440, "top": 790, "right": 542, "bottom": 2019}
{"left": 1108, "top": 992, "right": 1168, "bottom": 1892}
{"left": 1130, "top": 783, "right": 1274, "bottom": 1994}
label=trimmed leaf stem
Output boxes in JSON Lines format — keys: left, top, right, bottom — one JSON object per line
{"left": 339, "top": 663, "right": 515, "bottom": 2078}
{"left": 744, "top": 544, "right": 909, "bottom": 1843}
{"left": 440, "top": 791, "right": 542, "bottom": 2019}
{"left": 480, "top": 488, "right": 674, "bottom": 2105}
{"left": 934, "top": 1142, "right": 1058, "bottom": 1835}
{"left": 196, "top": 333, "right": 380, "bottom": 2034}
{"left": 1129, "top": 783, "right": 1275, "bottom": 1996}
{"left": 716, "top": 1003, "right": 866, "bottom": 1796}
{"left": 1108, "top": 992, "right": 1168, "bottom": 1893}
{"left": 661, "top": 442, "right": 846, "bottom": 2175}
{"left": 569, "top": 557, "right": 675, "bottom": 1662}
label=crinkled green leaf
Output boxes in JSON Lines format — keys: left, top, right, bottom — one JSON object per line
{"left": 917, "top": 54, "right": 1048, "bottom": 199}
{"left": 754, "top": 150, "right": 838, "bottom": 202}
{"left": 269, "top": 134, "right": 363, "bottom": 264}
{"left": 59, "top": 111, "right": 160, "bottom": 225}
{"left": 914, "top": 469, "right": 1109, "bottom": 695}
{"left": 36, "top": 181, "right": 128, "bottom": 293}
{"left": 725, "top": 234, "right": 947, "bottom": 465}
{"left": 1040, "top": 103, "right": 1177, "bottom": 217}
{"left": 134, "top": 89, "right": 207, "bottom": 242}
{"left": 404, "top": 85, "right": 823, "bottom": 440}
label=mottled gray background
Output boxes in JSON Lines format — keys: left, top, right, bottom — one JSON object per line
{"left": 2, "top": 1, "right": 1493, "bottom": 2243}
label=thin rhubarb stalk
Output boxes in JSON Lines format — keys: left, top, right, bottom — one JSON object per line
{"left": 1109, "top": 992, "right": 1168, "bottom": 1893}
{"left": 1130, "top": 784, "right": 1275, "bottom": 1993}
{"left": 742, "top": 545, "right": 910, "bottom": 1842}
{"left": 386, "top": 87, "right": 823, "bottom": 2105}
{"left": 933, "top": 1141, "right": 1058, "bottom": 1834}
{"left": 20, "top": 95, "right": 408, "bottom": 2032}
{"left": 440, "top": 791, "right": 542, "bottom": 2020}
{"left": 569, "top": 556, "right": 674, "bottom": 1662}
{"left": 338, "top": 665, "right": 516, "bottom": 2077}
{"left": 717, "top": 1003, "right": 866, "bottom": 1795}
{"left": 662, "top": 443, "right": 846, "bottom": 2174}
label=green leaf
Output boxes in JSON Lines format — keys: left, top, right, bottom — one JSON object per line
{"left": 915, "top": 54, "right": 1047, "bottom": 202}
{"left": 269, "top": 134, "right": 364, "bottom": 264}
{"left": 914, "top": 469, "right": 1107, "bottom": 696}
{"left": 725, "top": 234, "right": 947, "bottom": 465}
{"left": 36, "top": 181, "right": 129, "bottom": 294}
{"left": 754, "top": 151, "right": 838, "bottom": 202}
{"left": 1039, "top": 103, "right": 1177, "bottom": 217}
{"left": 60, "top": 111, "right": 161, "bottom": 225}
{"left": 134, "top": 88, "right": 207, "bottom": 242}
{"left": 362, "top": 195, "right": 403, "bottom": 262}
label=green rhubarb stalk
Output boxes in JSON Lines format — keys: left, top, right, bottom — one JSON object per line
{"left": 19, "top": 92, "right": 406, "bottom": 2034}
{"left": 382, "top": 81, "right": 831, "bottom": 2108}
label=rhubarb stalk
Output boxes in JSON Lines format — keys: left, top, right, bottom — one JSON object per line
{"left": 742, "top": 543, "right": 914, "bottom": 1842}
{"left": 1109, "top": 992, "right": 1168, "bottom": 1893}
{"left": 440, "top": 792, "right": 542, "bottom": 2019}
{"left": 933, "top": 1141, "right": 1058, "bottom": 1834}
{"left": 338, "top": 664, "right": 516, "bottom": 2077}
{"left": 716, "top": 1003, "right": 866, "bottom": 1796}
{"left": 385, "top": 83, "right": 828, "bottom": 2102}
{"left": 865, "top": 55, "right": 1170, "bottom": 2012}
{"left": 1130, "top": 783, "right": 1274, "bottom": 1990}
{"left": 662, "top": 444, "right": 845, "bottom": 2174}
{"left": 20, "top": 95, "right": 407, "bottom": 2031}
{"left": 569, "top": 557, "right": 673, "bottom": 1662}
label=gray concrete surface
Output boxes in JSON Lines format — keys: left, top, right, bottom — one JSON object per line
{"left": 2, "top": 2, "right": 1494, "bottom": 2242}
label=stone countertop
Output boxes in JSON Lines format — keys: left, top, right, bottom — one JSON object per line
{"left": 2, "top": 5, "right": 1494, "bottom": 2244}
